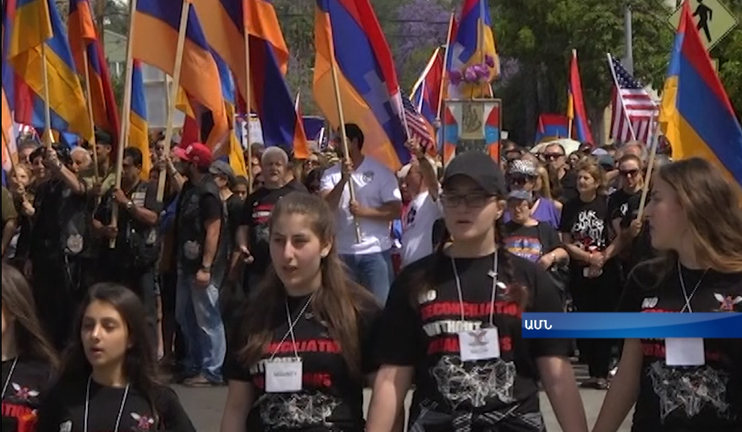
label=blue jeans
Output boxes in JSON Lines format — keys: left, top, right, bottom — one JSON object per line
{"left": 175, "top": 268, "right": 226, "bottom": 382}
{"left": 341, "top": 250, "right": 394, "bottom": 305}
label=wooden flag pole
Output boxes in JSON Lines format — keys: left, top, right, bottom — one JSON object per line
{"left": 109, "top": 0, "right": 139, "bottom": 248}
{"left": 156, "top": 0, "right": 190, "bottom": 203}
{"left": 477, "top": 0, "right": 486, "bottom": 99}
{"left": 437, "top": 12, "right": 455, "bottom": 122}
{"left": 40, "top": 44, "right": 52, "bottom": 148}
{"left": 243, "top": 24, "right": 253, "bottom": 194}
{"left": 637, "top": 114, "right": 661, "bottom": 219}
{"left": 329, "top": 60, "right": 361, "bottom": 244}
{"left": 82, "top": 48, "right": 100, "bottom": 182}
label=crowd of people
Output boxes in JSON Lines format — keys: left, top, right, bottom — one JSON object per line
{"left": 1, "top": 123, "right": 740, "bottom": 432}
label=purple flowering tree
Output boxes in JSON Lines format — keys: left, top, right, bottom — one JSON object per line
{"left": 395, "top": 0, "right": 450, "bottom": 73}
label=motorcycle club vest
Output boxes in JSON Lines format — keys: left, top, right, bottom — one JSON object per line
{"left": 33, "top": 179, "right": 94, "bottom": 260}
{"left": 175, "top": 176, "right": 229, "bottom": 277}
{"left": 98, "top": 181, "right": 160, "bottom": 270}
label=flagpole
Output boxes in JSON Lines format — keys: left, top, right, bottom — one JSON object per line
{"left": 567, "top": 49, "right": 576, "bottom": 140}
{"left": 329, "top": 61, "right": 361, "bottom": 243}
{"left": 637, "top": 110, "right": 660, "bottom": 219}
{"left": 156, "top": 0, "right": 190, "bottom": 203}
{"left": 243, "top": 20, "right": 253, "bottom": 194}
{"left": 40, "top": 44, "right": 52, "bottom": 148}
{"left": 477, "top": 0, "right": 486, "bottom": 99}
{"left": 437, "top": 13, "right": 455, "bottom": 121}
{"left": 109, "top": 0, "right": 138, "bottom": 248}
{"left": 81, "top": 48, "right": 100, "bottom": 183}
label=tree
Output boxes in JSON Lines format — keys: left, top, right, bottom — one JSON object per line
{"left": 495, "top": 0, "right": 673, "bottom": 144}
{"left": 714, "top": 1, "right": 742, "bottom": 117}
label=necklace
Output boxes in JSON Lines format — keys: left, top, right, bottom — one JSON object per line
{"left": 1, "top": 357, "right": 19, "bottom": 398}
{"left": 84, "top": 375, "right": 130, "bottom": 432}
{"left": 677, "top": 260, "right": 709, "bottom": 313}
{"left": 450, "top": 252, "right": 499, "bottom": 327}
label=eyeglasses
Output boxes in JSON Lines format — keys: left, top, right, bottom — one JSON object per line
{"left": 620, "top": 169, "right": 640, "bottom": 177}
{"left": 542, "top": 153, "right": 564, "bottom": 161}
{"left": 440, "top": 193, "right": 495, "bottom": 208}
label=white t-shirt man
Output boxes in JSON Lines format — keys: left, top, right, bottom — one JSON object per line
{"left": 400, "top": 190, "right": 442, "bottom": 267}
{"left": 321, "top": 157, "right": 401, "bottom": 256}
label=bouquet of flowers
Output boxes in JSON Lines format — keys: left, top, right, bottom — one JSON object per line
{"left": 449, "top": 55, "right": 496, "bottom": 86}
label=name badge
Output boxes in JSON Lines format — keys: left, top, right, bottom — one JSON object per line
{"left": 265, "top": 359, "right": 303, "bottom": 393}
{"left": 458, "top": 327, "right": 500, "bottom": 362}
{"left": 665, "top": 338, "right": 705, "bottom": 366}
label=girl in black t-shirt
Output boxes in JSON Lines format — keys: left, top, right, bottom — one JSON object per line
{"left": 36, "top": 283, "right": 195, "bottom": 432}
{"left": 559, "top": 159, "right": 621, "bottom": 390}
{"left": 2, "top": 263, "right": 57, "bottom": 432}
{"left": 367, "top": 152, "right": 588, "bottom": 432}
{"left": 220, "top": 193, "right": 382, "bottom": 432}
{"left": 593, "top": 158, "right": 742, "bottom": 432}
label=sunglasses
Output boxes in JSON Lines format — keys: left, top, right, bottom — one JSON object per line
{"left": 620, "top": 169, "right": 640, "bottom": 177}
{"left": 440, "top": 193, "right": 495, "bottom": 208}
{"left": 508, "top": 175, "right": 533, "bottom": 185}
{"left": 542, "top": 153, "right": 564, "bottom": 160}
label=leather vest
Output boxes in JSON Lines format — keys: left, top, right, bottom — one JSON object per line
{"left": 175, "top": 176, "right": 229, "bottom": 276}
{"left": 98, "top": 181, "right": 160, "bottom": 270}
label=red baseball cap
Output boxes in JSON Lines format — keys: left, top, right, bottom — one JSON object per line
{"left": 173, "top": 142, "right": 212, "bottom": 168}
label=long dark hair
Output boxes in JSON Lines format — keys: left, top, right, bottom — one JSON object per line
{"left": 406, "top": 202, "right": 529, "bottom": 310}
{"left": 236, "top": 193, "right": 377, "bottom": 377}
{"left": 58, "top": 283, "right": 160, "bottom": 415}
{"left": 1, "top": 263, "right": 58, "bottom": 370}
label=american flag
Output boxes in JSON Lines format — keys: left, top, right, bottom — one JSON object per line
{"left": 399, "top": 89, "right": 435, "bottom": 149}
{"left": 608, "top": 54, "right": 659, "bottom": 144}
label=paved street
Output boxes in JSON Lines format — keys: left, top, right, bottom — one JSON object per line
{"left": 172, "top": 364, "right": 633, "bottom": 432}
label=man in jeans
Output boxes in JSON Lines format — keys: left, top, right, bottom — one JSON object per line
{"left": 172, "top": 142, "right": 228, "bottom": 386}
{"left": 320, "top": 124, "right": 402, "bottom": 304}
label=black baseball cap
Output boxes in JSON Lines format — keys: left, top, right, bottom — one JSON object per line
{"left": 442, "top": 151, "right": 507, "bottom": 196}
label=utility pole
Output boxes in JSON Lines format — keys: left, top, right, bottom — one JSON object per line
{"left": 623, "top": 1, "right": 634, "bottom": 75}
{"left": 96, "top": 0, "right": 106, "bottom": 48}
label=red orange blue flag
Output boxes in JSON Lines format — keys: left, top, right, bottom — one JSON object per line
{"left": 68, "top": 0, "right": 120, "bottom": 145}
{"left": 660, "top": 0, "right": 742, "bottom": 190}
{"left": 313, "top": 0, "right": 408, "bottom": 171}
{"left": 567, "top": 50, "right": 594, "bottom": 144}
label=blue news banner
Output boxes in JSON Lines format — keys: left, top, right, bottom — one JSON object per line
{"left": 521, "top": 313, "right": 742, "bottom": 338}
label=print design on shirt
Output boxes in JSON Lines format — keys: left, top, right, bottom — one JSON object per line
{"left": 257, "top": 392, "right": 342, "bottom": 429}
{"left": 572, "top": 210, "right": 605, "bottom": 249}
{"left": 430, "top": 356, "right": 516, "bottom": 408}
{"left": 10, "top": 382, "right": 39, "bottom": 401}
{"left": 504, "top": 236, "right": 542, "bottom": 263}
{"left": 647, "top": 361, "right": 732, "bottom": 422}
{"left": 59, "top": 420, "right": 72, "bottom": 432}
{"left": 405, "top": 205, "right": 417, "bottom": 228}
{"left": 252, "top": 202, "right": 273, "bottom": 244}
{"left": 713, "top": 293, "right": 742, "bottom": 312}
{"left": 130, "top": 412, "right": 156, "bottom": 431}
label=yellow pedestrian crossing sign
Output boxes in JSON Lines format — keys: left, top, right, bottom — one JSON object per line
{"left": 668, "top": 0, "right": 738, "bottom": 51}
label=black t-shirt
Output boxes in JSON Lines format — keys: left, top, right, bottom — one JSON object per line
{"left": 559, "top": 195, "right": 610, "bottom": 253}
{"left": 620, "top": 195, "right": 655, "bottom": 272}
{"left": 559, "top": 170, "right": 578, "bottom": 203}
{"left": 36, "top": 379, "right": 195, "bottom": 432}
{"left": 241, "top": 181, "right": 308, "bottom": 271}
{"left": 607, "top": 188, "right": 638, "bottom": 227}
{"left": 619, "top": 263, "right": 742, "bottom": 432}
{"left": 2, "top": 357, "right": 52, "bottom": 432}
{"left": 503, "top": 221, "right": 561, "bottom": 264}
{"left": 224, "top": 292, "right": 382, "bottom": 431}
{"left": 225, "top": 194, "right": 244, "bottom": 249}
{"left": 376, "top": 251, "right": 570, "bottom": 431}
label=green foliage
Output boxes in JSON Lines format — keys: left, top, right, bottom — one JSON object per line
{"left": 714, "top": 1, "right": 742, "bottom": 117}
{"left": 495, "top": 0, "right": 674, "bottom": 144}
{"left": 111, "top": 72, "right": 125, "bottom": 112}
